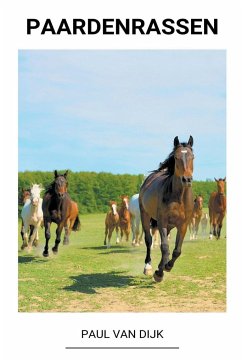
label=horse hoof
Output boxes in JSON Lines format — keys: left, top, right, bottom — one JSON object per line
{"left": 153, "top": 271, "right": 163, "bottom": 283}
{"left": 164, "top": 263, "right": 172, "bottom": 272}
{"left": 63, "top": 241, "right": 69, "bottom": 245}
{"left": 144, "top": 264, "right": 153, "bottom": 276}
{"left": 43, "top": 251, "right": 49, "bottom": 257}
{"left": 52, "top": 247, "right": 58, "bottom": 255}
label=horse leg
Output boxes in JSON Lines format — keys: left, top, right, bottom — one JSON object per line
{"left": 209, "top": 216, "right": 214, "bottom": 239}
{"left": 165, "top": 223, "right": 187, "bottom": 272}
{"left": 120, "top": 227, "right": 124, "bottom": 242}
{"left": 20, "top": 219, "right": 25, "bottom": 241}
{"left": 140, "top": 206, "right": 153, "bottom": 276}
{"left": 153, "top": 223, "right": 170, "bottom": 282}
{"left": 52, "top": 222, "right": 64, "bottom": 254}
{"left": 33, "top": 228, "right": 39, "bottom": 247}
{"left": 28, "top": 225, "right": 35, "bottom": 248}
{"left": 21, "top": 221, "right": 29, "bottom": 250}
{"left": 195, "top": 219, "right": 199, "bottom": 239}
{"left": 216, "top": 214, "right": 224, "bottom": 239}
{"left": 43, "top": 219, "right": 51, "bottom": 257}
{"left": 63, "top": 219, "right": 71, "bottom": 245}
{"left": 107, "top": 225, "right": 115, "bottom": 248}
{"left": 104, "top": 223, "right": 108, "bottom": 245}
{"left": 115, "top": 225, "right": 120, "bottom": 244}
{"left": 131, "top": 217, "right": 136, "bottom": 245}
{"left": 125, "top": 224, "right": 130, "bottom": 242}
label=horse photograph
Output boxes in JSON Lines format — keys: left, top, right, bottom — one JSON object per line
{"left": 17, "top": 50, "right": 226, "bottom": 316}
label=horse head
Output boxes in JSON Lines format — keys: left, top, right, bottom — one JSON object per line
{"left": 54, "top": 170, "right": 68, "bottom": 198}
{"left": 109, "top": 201, "right": 118, "bottom": 215}
{"left": 120, "top": 195, "right": 129, "bottom": 209}
{"left": 214, "top": 177, "right": 226, "bottom": 195}
{"left": 30, "top": 184, "right": 44, "bottom": 207}
{"left": 173, "top": 135, "right": 194, "bottom": 186}
{"left": 195, "top": 195, "right": 203, "bottom": 210}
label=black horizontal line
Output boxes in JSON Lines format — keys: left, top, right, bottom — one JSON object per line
{"left": 66, "top": 346, "right": 179, "bottom": 350}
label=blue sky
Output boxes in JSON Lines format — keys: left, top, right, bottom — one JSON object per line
{"left": 18, "top": 50, "right": 226, "bottom": 180}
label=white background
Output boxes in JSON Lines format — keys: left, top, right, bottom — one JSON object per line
{"left": 1, "top": 1, "right": 242, "bottom": 361}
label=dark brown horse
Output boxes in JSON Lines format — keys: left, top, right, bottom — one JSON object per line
{"left": 208, "top": 177, "right": 226, "bottom": 239}
{"left": 42, "top": 170, "right": 81, "bottom": 257}
{"left": 189, "top": 195, "right": 203, "bottom": 240}
{"left": 118, "top": 195, "right": 131, "bottom": 242}
{"left": 104, "top": 201, "right": 120, "bottom": 248}
{"left": 139, "top": 135, "right": 194, "bottom": 282}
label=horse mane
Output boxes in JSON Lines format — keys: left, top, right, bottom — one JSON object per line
{"left": 45, "top": 181, "right": 56, "bottom": 195}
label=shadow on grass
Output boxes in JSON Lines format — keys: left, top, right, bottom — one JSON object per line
{"left": 64, "top": 271, "right": 155, "bottom": 294}
{"left": 18, "top": 255, "right": 48, "bottom": 264}
{"left": 81, "top": 245, "right": 134, "bottom": 255}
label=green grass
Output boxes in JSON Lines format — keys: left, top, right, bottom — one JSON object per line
{"left": 18, "top": 213, "right": 226, "bottom": 312}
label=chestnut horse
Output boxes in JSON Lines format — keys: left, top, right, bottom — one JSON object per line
{"left": 118, "top": 195, "right": 131, "bottom": 242}
{"left": 42, "top": 170, "right": 81, "bottom": 257}
{"left": 208, "top": 178, "right": 226, "bottom": 239}
{"left": 104, "top": 201, "right": 120, "bottom": 248}
{"left": 189, "top": 195, "right": 203, "bottom": 240}
{"left": 139, "top": 135, "right": 194, "bottom": 282}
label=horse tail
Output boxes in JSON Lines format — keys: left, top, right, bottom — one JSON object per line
{"left": 72, "top": 215, "right": 81, "bottom": 231}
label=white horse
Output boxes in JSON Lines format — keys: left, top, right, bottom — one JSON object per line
{"left": 21, "top": 184, "right": 44, "bottom": 250}
{"left": 129, "top": 194, "right": 143, "bottom": 246}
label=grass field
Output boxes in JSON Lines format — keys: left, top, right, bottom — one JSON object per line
{"left": 18, "top": 213, "right": 226, "bottom": 312}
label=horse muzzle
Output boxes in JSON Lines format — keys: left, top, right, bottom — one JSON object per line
{"left": 57, "top": 192, "right": 65, "bottom": 198}
{"left": 181, "top": 176, "right": 193, "bottom": 186}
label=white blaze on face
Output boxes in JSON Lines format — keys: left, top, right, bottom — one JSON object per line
{"left": 181, "top": 150, "right": 188, "bottom": 153}
{"left": 112, "top": 203, "right": 118, "bottom": 215}
{"left": 123, "top": 197, "right": 129, "bottom": 209}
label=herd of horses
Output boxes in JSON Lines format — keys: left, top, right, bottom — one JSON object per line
{"left": 19, "top": 135, "right": 226, "bottom": 282}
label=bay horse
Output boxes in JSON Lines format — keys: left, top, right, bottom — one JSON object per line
{"left": 208, "top": 177, "right": 226, "bottom": 239}
{"left": 20, "top": 184, "right": 44, "bottom": 250}
{"left": 42, "top": 170, "right": 81, "bottom": 257}
{"left": 189, "top": 195, "right": 203, "bottom": 240}
{"left": 139, "top": 135, "right": 194, "bottom": 282}
{"left": 118, "top": 195, "right": 131, "bottom": 242}
{"left": 104, "top": 201, "right": 120, "bottom": 248}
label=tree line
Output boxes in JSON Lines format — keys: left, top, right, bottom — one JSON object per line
{"left": 18, "top": 170, "right": 218, "bottom": 214}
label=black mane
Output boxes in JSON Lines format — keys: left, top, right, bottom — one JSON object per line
{"left": 45, "top": 181, "right": 56, "bottom": 195}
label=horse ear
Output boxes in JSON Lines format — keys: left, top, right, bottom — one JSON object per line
{"left": 174, "top": 136, "right": 180, "bottom": 147}
{"left": 54, "top": 170, "right": 58, "bottom": 178}
{"left": 223, "top": 177, "right": 226, "bottom": 182}
{"left": 64, "top": 170, "right": 68, "bottom": 178}
{"left": 188, "top": 135, "right": 193, "bottom": 147}
{"left": 214, "top": 177, "right": 218, "bottom": 182}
